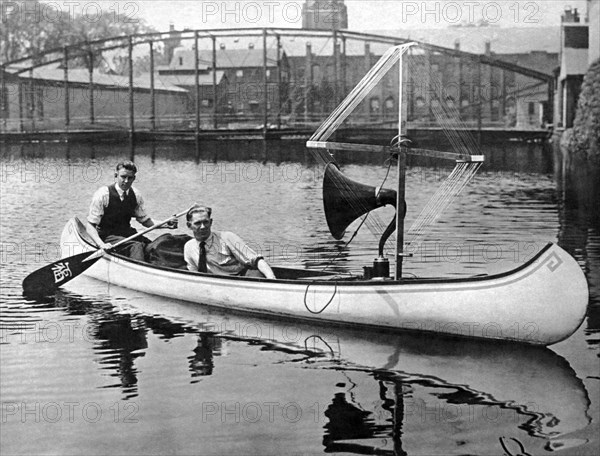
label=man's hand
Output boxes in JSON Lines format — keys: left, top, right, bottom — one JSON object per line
{"left": 100, "top": 242, "right": 114, "bottom": 251}
{"left": 164, "top": 218, "right": 178, "bottom": 229}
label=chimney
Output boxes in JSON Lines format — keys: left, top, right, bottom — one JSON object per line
{"left": 249, "top": 43, "right": 255, "bottom": 49}
{"left": 562, "top": 7, "right": 581, "bottom": 23}
{"left": 484, "top": 40, "right": 491, "bottom": 55}
{"left": 169, "top": 23, "right": 175, "bottom": 32}
{"left": 220, "top": 43, "right": 226, "bottom": 50}
{"left": 454, "top": 39, "right": 460, "bottom": 50}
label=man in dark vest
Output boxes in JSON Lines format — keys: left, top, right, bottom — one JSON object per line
{"left": 85, "top": 161, "right": 177, "bottom": 261}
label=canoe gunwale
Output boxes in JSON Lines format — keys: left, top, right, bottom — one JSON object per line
{"left": 72, "top": 216, "right": 553, "bottom": 286}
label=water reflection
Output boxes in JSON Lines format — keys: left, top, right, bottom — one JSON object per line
{"left": 189, "top": 333, "right": 220, "bottom": 380}
{"left": 20, "top": 281, "right": 590, "bottom": 454}
{"left": 554, "top": 147, "right": 600, "bottom": 340}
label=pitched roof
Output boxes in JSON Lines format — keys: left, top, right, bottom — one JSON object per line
{"left": 169, "top": 47, "right": 279, "bottom": 69}
{"left": 10, "top": 64, "right": 187, "bottom": 92}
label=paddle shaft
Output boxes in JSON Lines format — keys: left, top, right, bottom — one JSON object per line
{"left": 108, "top": 209, "right": 189, "bottom": 249}
{"left": 85, "top": 207, "right": 192, "bottom": 261}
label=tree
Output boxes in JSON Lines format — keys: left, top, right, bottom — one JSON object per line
{"left": 0, "top": 0, "right": 158, "bottom": 64}
{"left": 568, "top": 59, "right": 600, "bottom": 163}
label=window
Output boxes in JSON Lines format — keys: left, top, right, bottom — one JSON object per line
{"left": 312, "top": 64, "right": 321, "bottom": 83}
{"left": 445, "top": 96, "right": 455, "bottom": 108}
{"left": 249, "top": 101, "right": 260, "bottom": 113}
{"left": 564, "top": 26, "right": 589, "bottom": 48}
{"left": 528, "top": 102, "right": 535, "bottom": 116}
{"left": 266, "top": 69, "right": 271, "bottom": 79}
{"left": 370, "top": 97, "right": 380, "bottom": 119}
{"left": 236, "top": 69, "right": 244, "bottom": 78}
{"left": 383, "top": 97, "right": 395, "bottom": 118}
{"left": 179, "top": 57, "right": 183, "bottom": 66}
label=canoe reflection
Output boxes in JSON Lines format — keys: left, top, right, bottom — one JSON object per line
{"left": 54, "top": 280, "right": 590, "bottom": 453}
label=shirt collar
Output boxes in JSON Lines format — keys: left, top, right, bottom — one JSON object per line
{"left": 199, "top": 232, "right": 216, "bottom": 248}
{"left": 115, "top": 184, "right": 128, "bottom": 198}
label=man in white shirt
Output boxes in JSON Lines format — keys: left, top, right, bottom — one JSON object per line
{"left": 184, "top": 205, "right": 276, "bottom": 279}
{"left": 86, "top": 161, "right": 177, "bottom": 261}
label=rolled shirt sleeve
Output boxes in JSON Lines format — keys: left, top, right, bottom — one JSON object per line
{"left": 87, "top": 186, "right": 109, "bottom": 225}
{"left": 133, "top": 190, "right": 150, "bottom": 224}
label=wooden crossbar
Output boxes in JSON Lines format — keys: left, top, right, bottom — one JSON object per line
{"left": 306, "top": 141, "right": 484, "bottom": 163}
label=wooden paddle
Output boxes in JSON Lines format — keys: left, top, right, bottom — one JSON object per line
{"left": 22, "top": 208, "right": 192, "bottom": 297}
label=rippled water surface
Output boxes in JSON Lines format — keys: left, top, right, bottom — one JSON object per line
{"left": 1, "top": 140, "right": 598, "bottom": 455}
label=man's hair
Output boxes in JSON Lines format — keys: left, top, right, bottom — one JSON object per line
{"left": 186, "top": 205, "right": 212, "bottom": 221}
{"left": 115, "top": 161, "right": 137, "bottom": 174}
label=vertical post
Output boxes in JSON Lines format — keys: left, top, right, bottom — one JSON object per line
{"left": 128, "top": 36, "right": 135, "bottom": 143}
{"left": 305, "top": 42, "right": 312, "bottom": 123}
{"left": 63, "top": 47, "right": 70, "bottom": 128}
{"left": 18, "top": 78, "right": 23, "bottom": 132}
{"left": 476, "top": 57, "right": 482, "bottom": 146}
{"left": 88, "top": 50, "right": 95, "bottom": 124}
{"left": 363, "top": 42, "right": 370, "bottom": 120}
{"left": 29, "top": 69, "right": 35, "bottom": 131}
{"left": 407, "top": 46, "right": 413, "bottom": 121}
{"left": 457, "top": 55, "right": 463, "bottom": 120}
{"left": 276, "top": 34, "right": 281, "bottom": 129}
{"left": 488, "top": 64, "right": 494, "bottom": 122}
{"left": 0, "top": 64, "right": 5, "bottom": 132}
{"left": 500, "top": 69, "right": 506, "bottom": 122}
{"left": 395, "top": 47, "right": 407, "bottom": 280}
{"left": 212, "top": 34, "right": 217, "bottom": 129}
{"left": 425, "top": 50, "right": 432, "bottom": 122}
{"left": 341, "top": 36, "right": 347, "bottom": 100}
{"left": 149, "top": 40, "right": 156, "bottom": 130}
{"left": 547, "top": 78, "right": 554, "bottom": 125}
{"left": 262, "top": 28, "right": 268, "bottom": 136}
{"left": 194, "top": 31, "right": 200, "bottom": 147}
{"left": 333, "top": 29, "right": 339, "bottom": 106}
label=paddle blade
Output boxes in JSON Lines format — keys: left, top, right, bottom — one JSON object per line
{"left": 22, "top": 252, "right": 100, "bottom": 297}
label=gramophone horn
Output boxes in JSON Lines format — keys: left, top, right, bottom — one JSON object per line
{"left": 323, "top": 163, "right": 402, "bottom": 240}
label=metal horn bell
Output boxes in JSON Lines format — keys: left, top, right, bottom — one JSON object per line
{"left": 323, "top": 163, "right": 403, "bottom": 240}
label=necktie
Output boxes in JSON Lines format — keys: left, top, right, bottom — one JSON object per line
{"left": 198, "top": 241, "right": 207, "bottom": 273}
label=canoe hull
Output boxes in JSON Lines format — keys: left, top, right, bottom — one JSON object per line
{"left": 60, "top": 218, "right": 588, "bottom": 345}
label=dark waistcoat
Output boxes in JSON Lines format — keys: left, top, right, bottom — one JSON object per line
{"left": 98, "top": 184, "right": 138, "bottom": 238}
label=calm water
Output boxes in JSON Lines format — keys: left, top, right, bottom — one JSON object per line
{"left": 0, "top": 140, "right": 598, "bottom": 456}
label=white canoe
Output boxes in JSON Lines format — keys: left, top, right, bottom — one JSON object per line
{"left": 61, "top": 217, "right": 588, "bottom": 346}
